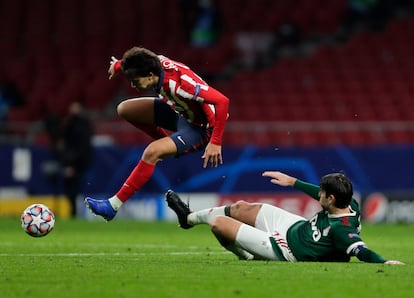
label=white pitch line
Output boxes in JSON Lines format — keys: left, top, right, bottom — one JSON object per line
{"left": 0, "top": 242, "right": 213, "bottom": 249}
{"left": 0, "top": 251, "right": 230, "bottom": 257}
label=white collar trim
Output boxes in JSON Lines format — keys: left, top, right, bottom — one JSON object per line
{"left": 328, "top": 206, "right": 357, "bottom": 218}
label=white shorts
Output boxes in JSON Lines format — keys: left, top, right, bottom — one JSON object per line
{"left": 235, "top": 204, "right": 305, "bottom": 261}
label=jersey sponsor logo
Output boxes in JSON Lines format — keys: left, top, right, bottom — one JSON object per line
{"left": 309, "top": 214, "right": 322, "bottom": 241}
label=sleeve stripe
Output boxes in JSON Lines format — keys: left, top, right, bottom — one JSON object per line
{"left": 192, "top": 84, "right": 201, "bottom": 100}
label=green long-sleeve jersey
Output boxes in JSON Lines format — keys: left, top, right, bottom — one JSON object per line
{"left": 286, "top": 179, "right": 387, "bottom": 263}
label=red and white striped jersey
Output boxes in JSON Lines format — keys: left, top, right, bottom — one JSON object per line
{"left": 157, "top": 55, "right": 229, "bottom": 145}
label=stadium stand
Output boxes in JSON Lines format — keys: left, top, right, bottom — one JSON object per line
{"left": 1, "top": 0, "right": 413, "bottom": 146}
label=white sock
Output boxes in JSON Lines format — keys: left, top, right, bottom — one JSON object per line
{"left": 108, "top": 196, "right": 123, "bottom": 211}
{"left": 188, "top": 206, "right": 226, "bottom": 225}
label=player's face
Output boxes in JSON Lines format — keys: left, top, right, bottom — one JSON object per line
{"left": 318, "top": 190, "right": 330, "bottom": 210}
{"left": 130, "top": 74, "right": 157, "bottom": 91}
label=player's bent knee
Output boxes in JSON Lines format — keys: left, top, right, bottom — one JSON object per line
{"left": 117, "top": 101, "right": 128, "bottom": 118}
{"left": 142, "top": 145, "right": 161, "bottom": 162}
{"left": 210, "top": 215, "right": 241, "bottom": 242}
{"left": 230, "top": 200, "right": 254, "bottom": 216}
{"left": 210, "top": 215, "right": 226, "bottom": 232}
{"left": 230, "top": 200, "right": 246, "bottom": 217}
{"left": 142, "top": 138, "right": 176, "bottom": 162}
{"left": 229, "top": 201, "right": 262, "bottom": 225}
{"left": 232, "top": 200, "right": 249, "bottom": 210}
{"left": 117, "top": 99, "right": 145, "bottom": 119}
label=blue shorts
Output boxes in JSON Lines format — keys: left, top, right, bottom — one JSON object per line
{"left": 154, "top": 99, "right": 212, "bottom": 156}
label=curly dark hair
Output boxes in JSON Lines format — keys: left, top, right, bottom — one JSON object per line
{"left": 320, "top": 173, "right": 353, "bottom": 208}
{"left": 121, "top": 47, "right": 162, "bottom": 80}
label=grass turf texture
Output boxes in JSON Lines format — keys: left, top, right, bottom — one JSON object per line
{"left": 0, "top": 217, "right": 413, "bottom": 298}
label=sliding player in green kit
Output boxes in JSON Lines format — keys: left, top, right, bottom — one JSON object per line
{"left": 166, "top": 171, "right": 404, "bottom": 264}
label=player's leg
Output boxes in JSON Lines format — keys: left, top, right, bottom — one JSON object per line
{"left": 166, "top": 194, "right": 260, "bottom": 229}
{"left": 185, "top": 200, "right": 261, "bottom": 227}
{"left": 166, "top": 192, "right": 287, "bottom": 260}
{"left": 166, "top": 194, "right": 302, "bottom": 261}
{"left": 111, "top": 136, "right": 177, "bottom": 205}
{"left": 86, "top": 101, "right": 211, "bottom": 221}
{"left": 167, "top": 195, "right": 302, "bottom": 232}
{"left": 254, "top": 203, "right": 305, "bottom": 236}
{"left": 84, "top": 99, "right": 179, "bottom": 220}
{"left": 113, "top": 99, "right": 186, "bottom": 207}
{"left": 84, "top": 138, "right": 176, "bottom": 221}
{"left": 231, "top": 202, "right": 305, "bottom": 260}
{"left": 225, "top": 201, "right": 305, "bottom": 236}
{"left": 210, "top": 216, "right": 281, "bottom": 261}
{"left": 227, "top": 200, "right": 262, "bottom": 226}
{"left": 166, "top": 189, "right": 228, "bottom": 229}
{"left": 212, "top": 204, "right": 303, "bottom": 261}
{"left": 177, "top": 198, "right": 302, "bottom": 260}
{"left": 165, "top": 192, "right": 256, "bottom": 259}
{"left": 113, "top": 118, "right": 211, "bottom": 207}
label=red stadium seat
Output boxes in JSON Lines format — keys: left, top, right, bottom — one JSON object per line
{"left": 2, "top": 0, "right": 414, "bottom": 147}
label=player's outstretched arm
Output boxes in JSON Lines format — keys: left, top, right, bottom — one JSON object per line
{"left": 263, "top": 171, "right": 320, "bottom": 199}
{"left": 356, "top": 247, "right": 405, "bottom": 264}
{"left": 262, "top": 171, "right": 297, "bottom": 187}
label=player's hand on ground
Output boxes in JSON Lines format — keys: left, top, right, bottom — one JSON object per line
{"left": 108, "top": 56, "right": 120, "bottom": 79}
{"left": 384, "top": 260, "right": 405, "bottom": 265}
{"left": 202, "top": 143, "right": 223, "bottom": 168}
{"left": 262, "top": 171, "right": 297, "bottom": 187}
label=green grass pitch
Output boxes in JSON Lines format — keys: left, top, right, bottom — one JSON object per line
{"left": 1, "top": 217, "right": 413, "bottom": 298}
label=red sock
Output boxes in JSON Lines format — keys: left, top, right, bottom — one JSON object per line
{"left": 116, "top": 160, "right": 155, "bottom": 202}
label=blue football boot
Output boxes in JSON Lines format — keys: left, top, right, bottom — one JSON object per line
{"left": 84, "top": 197, "right": 117, "bottom": 221}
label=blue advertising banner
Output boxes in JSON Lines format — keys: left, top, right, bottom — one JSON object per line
{"left": 1, "top": 144, "right": 413, "bottom": 197}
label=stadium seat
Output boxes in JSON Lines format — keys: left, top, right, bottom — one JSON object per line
{"left": 2, "top": 0, "right": 414, "bottom": 146}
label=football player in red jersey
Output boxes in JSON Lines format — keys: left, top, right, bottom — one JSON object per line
{"left": 85, "top": 47, "right": 230, "bottom": 221}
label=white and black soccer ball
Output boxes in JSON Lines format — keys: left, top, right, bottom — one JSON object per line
{"left": 21, "top": 204, "right": 55, "bottom": 237}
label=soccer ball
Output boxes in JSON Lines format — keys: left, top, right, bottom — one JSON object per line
{"left": 21, "top": 204, "right": 55, "bottom": 237}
